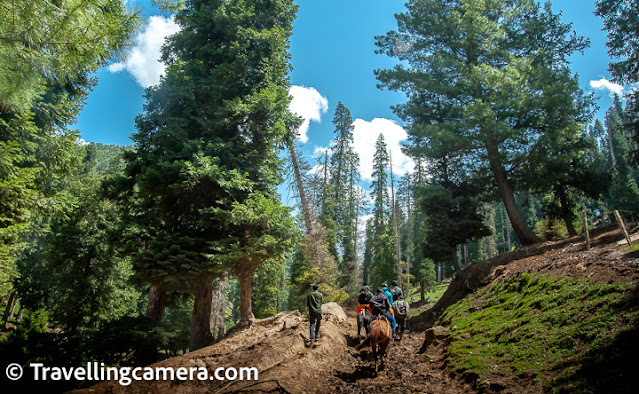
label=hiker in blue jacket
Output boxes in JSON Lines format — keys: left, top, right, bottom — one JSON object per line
{"left": 381, "top": 283, "right": 394, "bottom": 305}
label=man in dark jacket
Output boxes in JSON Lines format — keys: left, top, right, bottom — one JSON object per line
{"left": 358, "top": 285, "right": 373, "bottom": 305}
{"left": 307, "top": 284, "right": 323, "bottom": 342}
{"left": 369, "top": 287, "right": 395, "bottom": 335}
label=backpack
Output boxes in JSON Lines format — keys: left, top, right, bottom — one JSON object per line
{"left": 358, "top": 290, "right": 372, "bottom": 305}
{"left": 394, "top": 300, "right": 409, "bottom": 318}
{"left": 390, "top": 286, "right": 403, "bottom": 301}
{"left": 369, "top": 294, "right": 387, "bottom": 315}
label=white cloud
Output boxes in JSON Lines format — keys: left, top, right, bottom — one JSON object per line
{"left": 358, "top": 213, "right": 374, "bottom": 235}
{"left": 288, "top": 85, "right": 329, "bottom": 143}
{"left": 108, "top": 15, "right": 181, "bottom": 88}
{"left": 352, "top": 118, "right": 414, "bottom": 181}
{"left": 590, "top": 78, "right": 625, "bottom": 98}
{"left": 307, "top": 163, "right": 324, "bottom": 176}
{"left": 312, "top": 145, "right": 329, "bottom": 158}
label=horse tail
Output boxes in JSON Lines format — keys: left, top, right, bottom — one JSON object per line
{"left": 356, "top": 323, "right": 381, "bottom": 350}
{"left": 355, "top": 335, "right": 371, "bottom": 350}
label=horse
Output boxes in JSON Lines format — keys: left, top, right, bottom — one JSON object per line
{"left": 356, "top": 306, "right": 372, "bottom": 341}
{"left": 355, "top": 314, "right": 392, "bottom": 372}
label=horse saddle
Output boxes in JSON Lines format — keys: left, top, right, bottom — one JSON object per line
{"left": 370, "top": 314, "right": 392, "bottom": 336}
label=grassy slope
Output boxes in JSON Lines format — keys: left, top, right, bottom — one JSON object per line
{"left": 437, "top": 273, "right": 639, "bottom": 392}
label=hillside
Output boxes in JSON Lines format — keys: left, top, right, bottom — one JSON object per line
{"left": 71, "top": 224, "right": 639, "bottom": 393}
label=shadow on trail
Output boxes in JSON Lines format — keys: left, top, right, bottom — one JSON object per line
{"left": 344, "top": 334, "right": 361, "bottom": 348}
{"left": 335, "top": 365, "right": 380, "bottom": 382}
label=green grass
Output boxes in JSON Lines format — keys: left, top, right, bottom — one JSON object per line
{"left": 439, "top": 273, "right": 639, "bottom": 392}
{"left": 408, "top": 281, "right": 449, "bottom": 304}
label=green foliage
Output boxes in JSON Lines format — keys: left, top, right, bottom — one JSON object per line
{"left": 253, "top": 259, "right": 287, "bottom": 319}
{"left": 82, "top": 143, "right": 131, "bottom": 176}
{"left": 440, "top": 273, "right": 639, "bottom": 391}
{"left": 596, "top": 0, "right": 639, "bottom": 165}
{"left": 224, "top": 192, "right": 300, "bottom": 277}
{"left": 1, "top": 0, "right": 138, "bottom": 313}
{"left": 534, "top": 218, "right": 570, "bottom": 241}
{"left": 14, "top": 175, "right": 140, "bottom": 334}
{"left": 0, "top": 0, "right": 140, "bottom": 112}
{"left": 418, "top": 180, "right": 491, "bottom": 268}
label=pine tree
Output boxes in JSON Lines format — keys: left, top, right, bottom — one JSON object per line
{"left": 602, "top": 97, "right": 639, "bottom": 219}
{"left": 0, "top": 0, "right": 139, "bottom": 112}
{"left": 375, "top": 0, "right": 592, "bottom": 245}
{"left": 368, "top": 134, "right": 395, "bottom": 287}
{"left": 596, "top": 0, "right": 639, "bottom": 164}
{"left": 327, "top": 102, "right": 360, "bottom": 292}
{"left": 116, "top": 0, "right": 300, "bottom": 350}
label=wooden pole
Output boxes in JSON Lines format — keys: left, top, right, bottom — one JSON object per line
{"left": 614, "top": 210, "right": 632, "bottom": 246}
{"left": 582, "top": 210, "right": 590, "bottom": 251}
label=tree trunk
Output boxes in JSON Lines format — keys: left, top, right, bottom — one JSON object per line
{"left": 607, "top": 129, "right": 618, "bottom": 173}
{"left": 389, "top": 152, "right": 402, "bottom": 285}
{"left": 190, "top": 276, "right": 214, "bottom": 351}
{"left": 558, "top": 186, "right": 577, "bottom": 236}
{"left": 238, "top": 263, "right": 255, "bottom": 324}
{"left": 287, "top": 143, "right": 314, "bottom": 233}
{"left": 2, "top": 291, "right": 17, "bottom": 327}
{"left": 484, "top": 139, "right": 541, "bottom": 245}
{"left": 211, "top": 277, "right": 228, "bottom": 342}
{"left": 146, "top": 284, "right": 166, "bottom": 322}
{"left": 137, "top": 284, "right": 167, "bottom": 366}
{"left": 484, "top": 203, "right": 498, "bottom": 257}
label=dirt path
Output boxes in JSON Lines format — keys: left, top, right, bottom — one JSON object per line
{"left": 73, "top": 307, "right": 472, "bottom": 394}
{"left": 327, "top": 315, "right": 474, "bottom": 393}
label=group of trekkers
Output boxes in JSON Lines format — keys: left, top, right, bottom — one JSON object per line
{"left": 305, "top": 281, "right": 410, "bottom": 343}
{"left": 357, "top": 281, "right": 410, "bottom": 340}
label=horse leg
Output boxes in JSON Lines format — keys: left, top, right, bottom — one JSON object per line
{"left": 379, "top": 339, "right": 389, "bottom": 368}
{"left": 371, "top": 336, "right": 378, "bottom": 373}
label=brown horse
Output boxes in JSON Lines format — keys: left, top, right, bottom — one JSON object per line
{"left": 355, "top": 315, "right": 392, "bottom": 372}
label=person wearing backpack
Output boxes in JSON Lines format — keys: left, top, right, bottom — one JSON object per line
{"left": 358, "top": 285, "right": 373, "bottom": 306}
{"left": 392, "top": 294, "right": 410, "bottom": 341}
{"left": 369, "top": 287, "right": 396, "bottom": 336}
{"left": 390, "top": 280, "right": 403, "bottom": 302}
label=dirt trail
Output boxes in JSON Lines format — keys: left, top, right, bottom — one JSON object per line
{"left": 328, "top": 314, "right": 474, "bottom": 393}
{"left": 73, "top": 305, "right": 473, "bottom": 393}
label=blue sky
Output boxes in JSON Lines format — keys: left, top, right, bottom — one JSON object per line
{"left": 74, "top": 0, "right": 629, "bottom": 190}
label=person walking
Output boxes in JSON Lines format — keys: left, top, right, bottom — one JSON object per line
{"left": 390, "top": 280, "right": 403, "bottom": 302}
{"left": 307, "top": 284, "right": 323, "bottom": 343}
{"left": 392, "top": 294, "right": 410, "bottom": 340}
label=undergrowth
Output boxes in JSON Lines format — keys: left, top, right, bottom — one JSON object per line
{"left": 439, "top": 273, "right": 639, "bottom": 393}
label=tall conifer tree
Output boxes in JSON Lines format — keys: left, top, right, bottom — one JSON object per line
{"left": 117, "top": 0, "right": 299, "bottom": 350}
{"left": 375, "top": 0, "right": 592, "bottom": 245}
